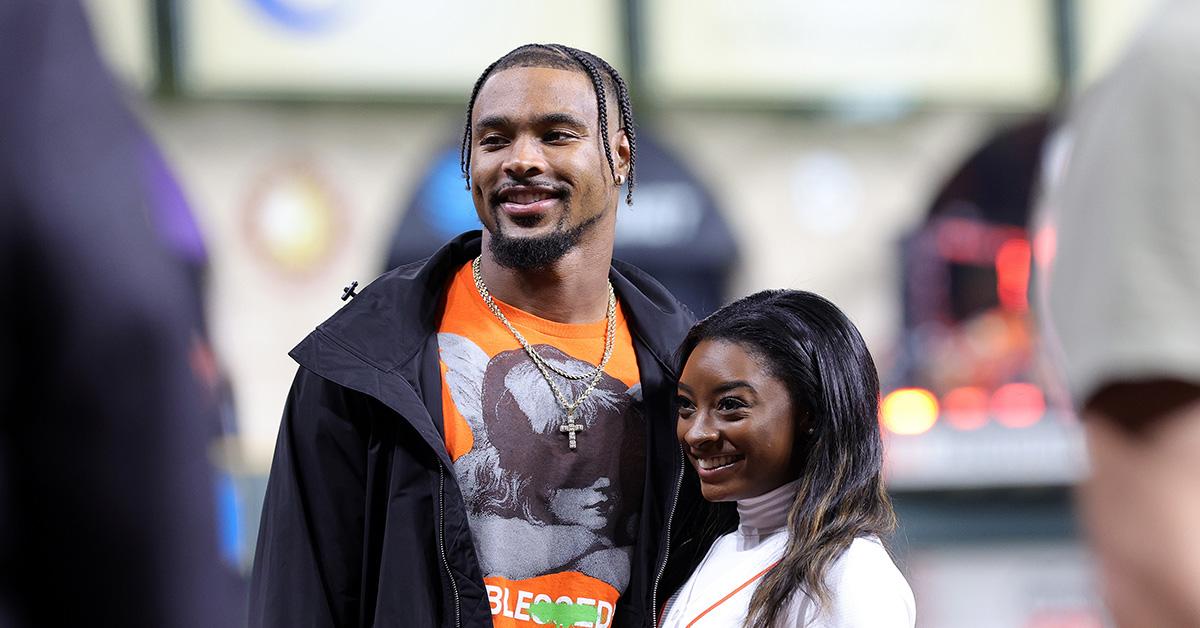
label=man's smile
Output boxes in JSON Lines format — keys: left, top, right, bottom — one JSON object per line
{"left": 490, "top": 184, "right": 568, "bottom": 226}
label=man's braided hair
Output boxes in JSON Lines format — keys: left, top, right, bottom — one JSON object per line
{"left": 459, "top": 43, "right": 637, "bottom": 205}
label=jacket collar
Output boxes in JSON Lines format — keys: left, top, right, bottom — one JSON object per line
{"left": 298, "top": 230, "right": 691, "bottom": 381}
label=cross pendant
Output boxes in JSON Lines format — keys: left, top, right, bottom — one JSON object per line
{"left": 560, "top": 420, "right": 585, "bottom": 450}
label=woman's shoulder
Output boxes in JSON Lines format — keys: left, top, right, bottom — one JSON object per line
{"left": 834, "top": 537, "right": 908, "bottom": 582}
{"left": 800, "top": 537, "right": 916, "bottom": 628}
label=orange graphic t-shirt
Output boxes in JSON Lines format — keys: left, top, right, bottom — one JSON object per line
{"left": 437, "top": 262, "right": 645, "bottom": 628}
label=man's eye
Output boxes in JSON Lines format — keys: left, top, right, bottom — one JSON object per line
{"left": 479, "top": 135, "right": 508, "bottom": 147}
{"left": 544, "top": 131, "right": 577, "bottom": 143}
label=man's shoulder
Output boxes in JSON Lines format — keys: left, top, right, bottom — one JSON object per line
{"left": 610, "top": 258, "right": 697, "bottom": 366}
{"left": 610, "top": 258, "right": 696, "bottom": 325}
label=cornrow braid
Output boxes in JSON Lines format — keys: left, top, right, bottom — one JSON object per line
{"left": 570, "top": 48, "right": 638, "bottom": 205}
{"left": 548, "top": 45, "right": 616, "bottom": 189}
{"left": 459, "top": 57, "right": 504, "bottom": 190}
{"left": 459, "top": 43, "right": 637, "bottom": 205}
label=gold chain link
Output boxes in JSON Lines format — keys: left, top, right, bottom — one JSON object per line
{"left": 471, "top": 256, "right": 616, "bottom": 449}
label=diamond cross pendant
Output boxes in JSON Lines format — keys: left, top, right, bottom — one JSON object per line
{"left": 560, "top": 420, "right": 585, "bottom": 450}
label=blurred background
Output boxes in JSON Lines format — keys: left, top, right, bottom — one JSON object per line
{"left": 76, "top": 0, "right": 1166, "bottom": 625}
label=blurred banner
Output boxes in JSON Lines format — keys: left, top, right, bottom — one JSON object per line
{"left": 83, "top": 0, "right": 1167, "bottom": 105}
{"left": 177, "top": 0, "right": 623, "bottom": 97}
{"left": 643, "top": 0, "right": 1056, "bottom": 106}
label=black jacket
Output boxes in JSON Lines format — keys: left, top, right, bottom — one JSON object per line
{"left": 249, "top": 232, "right": 716, "bottom": 627}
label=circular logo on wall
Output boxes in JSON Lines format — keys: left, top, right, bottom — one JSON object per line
{"left": 242, "top": 159, "right": 345, "bottom": 276}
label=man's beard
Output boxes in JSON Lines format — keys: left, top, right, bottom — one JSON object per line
{"left": 487, "top": 203, "right": 605, "bottom": 270}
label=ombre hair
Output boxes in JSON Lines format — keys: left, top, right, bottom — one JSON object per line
{"left": 676, "top": 289, "right": 896, "bottom": 626}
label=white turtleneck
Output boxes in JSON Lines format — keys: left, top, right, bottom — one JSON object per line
{"left": 659, "top": 481, "right": 915, "bottom": 627}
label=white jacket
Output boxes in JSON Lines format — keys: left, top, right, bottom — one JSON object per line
{"left": 660, "top": 481, "right": 915, "bottom": 627}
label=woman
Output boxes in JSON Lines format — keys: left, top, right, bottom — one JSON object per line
{"left": 660, "top": 290, "right": 915, "bottom": 627}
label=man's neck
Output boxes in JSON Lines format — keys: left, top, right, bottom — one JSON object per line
{"left": 477, "top": 233, "right": 615, "bottom": 325}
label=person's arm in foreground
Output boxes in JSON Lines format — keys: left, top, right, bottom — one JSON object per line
{"left": 1080, "top": 382, "right": 1200, "bottom": 627}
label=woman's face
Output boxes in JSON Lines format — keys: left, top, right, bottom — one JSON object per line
{"left": 676, "top": 339, "right": 800, "bottom": 502}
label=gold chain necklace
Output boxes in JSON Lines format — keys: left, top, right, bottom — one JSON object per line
{"left": 471, "top": 256, "right": 616, "bottom": 450}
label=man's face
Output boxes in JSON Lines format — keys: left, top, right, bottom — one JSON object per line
{"left": 469, "top": 66, "right": 626, "bottom": 268}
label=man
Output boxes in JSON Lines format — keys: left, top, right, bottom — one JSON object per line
{"left": 250, "top": 44, "right": 712, "bottom": 627}
{"left": 0, "top": 1, "right": 234, "bottom": 626}
{"left": 1040, "top": 2, "right": 1200, "bottom": 626}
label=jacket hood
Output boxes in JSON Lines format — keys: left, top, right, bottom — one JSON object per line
{"left": 292, "top": 230, "right": 693, "bottom": 390}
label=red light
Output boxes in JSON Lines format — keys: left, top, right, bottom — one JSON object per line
{"left": 881, "top": 388, "right": 939, "bottom": 436}
{"left": 996, "top": 238, "right": 1031, "bottom": 312}
{"left": 943, "top": 386, "right": 989, "bottom": 430}
{"left": 991, "top": 383, "right": 1045, "bottom": 428}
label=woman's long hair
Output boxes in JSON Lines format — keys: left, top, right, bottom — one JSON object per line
{"left": 676, "top": 290, "right": 896, "bottom": 627}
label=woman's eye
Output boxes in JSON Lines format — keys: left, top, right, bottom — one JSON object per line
{"left": 717, "top": 397, "right": 748, "bottom": 412}
{"left": 675, "top": 396, "right": 695, "bottom": 414}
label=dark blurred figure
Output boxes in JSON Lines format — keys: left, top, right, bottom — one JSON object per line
{"left": 0, "top": 2, "right": 234, "bottom": 626}
{"left": 1041, "top": 1, "right": 1200, "bottom": 626}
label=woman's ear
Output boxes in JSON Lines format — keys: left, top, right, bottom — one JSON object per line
{"left": 796, "top": 409, "right": 816, "bottom": 436}
{"left": 790, "top": 416, "right": 813, "bottom": 477}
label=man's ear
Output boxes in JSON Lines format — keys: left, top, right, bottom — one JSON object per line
{"left": 614, "top": 128, "right": 631, "bottom": 179}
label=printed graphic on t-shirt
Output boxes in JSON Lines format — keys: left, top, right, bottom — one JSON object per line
{"left": 441, "top": 336, "right": 644, "bottom": 626}
{"left": 436, "top": 264, "right": 645, "bottom": 628}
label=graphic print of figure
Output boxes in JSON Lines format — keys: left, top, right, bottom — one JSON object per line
{"left": 439, "top": 333, "right": 645, "bottom": 592}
